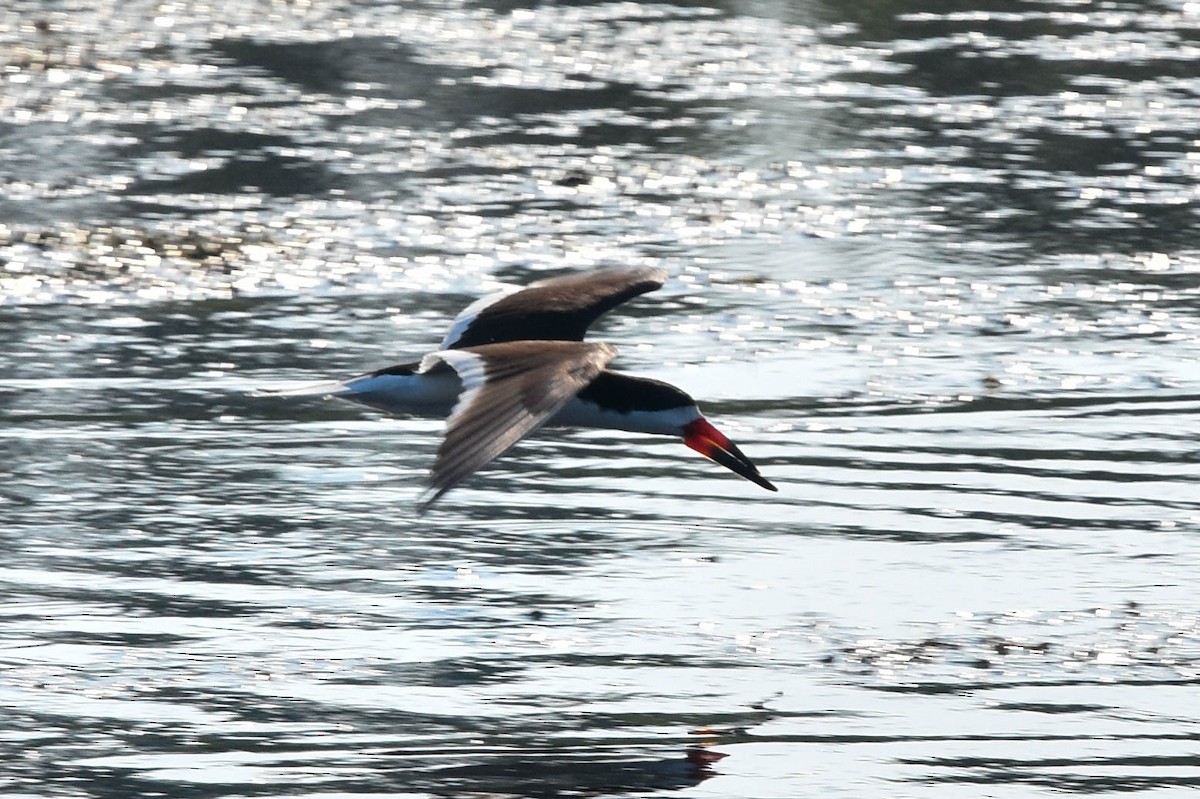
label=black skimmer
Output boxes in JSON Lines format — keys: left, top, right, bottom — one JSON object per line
{"left": 265, "top": 267, "right": 777, "bottom": 512}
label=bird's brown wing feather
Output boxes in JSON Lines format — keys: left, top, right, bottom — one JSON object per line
{"left": 417, "top": 340, "right": 618, "bottom": 513}
{"left": 440, "top": 267, "right": 666, "bottom": 348}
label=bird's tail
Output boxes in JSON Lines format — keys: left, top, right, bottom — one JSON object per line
{"left": 249, "top": 380, "right": 352, "bottom": 398}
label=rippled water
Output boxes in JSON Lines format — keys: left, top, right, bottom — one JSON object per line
{"left": 3, "top": 0, "right": 1200, "bottom": 796}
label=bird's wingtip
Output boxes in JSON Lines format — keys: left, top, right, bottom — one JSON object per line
{"left": 415, "top": 485, "right": 449, "bottom": 516}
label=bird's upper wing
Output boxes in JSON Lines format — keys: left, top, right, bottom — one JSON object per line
{"left": 439, "top": 267, "right": 667, "bottom": 349}
{"left": 416, "top": 340, "right": 618, "bottom": 513}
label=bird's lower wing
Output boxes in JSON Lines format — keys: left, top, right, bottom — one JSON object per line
{"left": 417, "top": 340, "right": 617, "bottom": 513}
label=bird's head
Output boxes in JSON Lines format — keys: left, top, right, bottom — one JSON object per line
{"left": 576, "top": 372, "right": 777, "bottom": 493}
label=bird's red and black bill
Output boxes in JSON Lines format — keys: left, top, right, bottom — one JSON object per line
{"left": 682, "top": 418, "right": 777, "bottom": 492}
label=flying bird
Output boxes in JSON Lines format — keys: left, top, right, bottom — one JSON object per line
{"left": 265, "top": 267, "right": 776, "bottom": 512}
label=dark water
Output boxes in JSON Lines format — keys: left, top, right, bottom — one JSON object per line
{"left": 3, "top": 0, "right": 1200, "bottom": 796}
